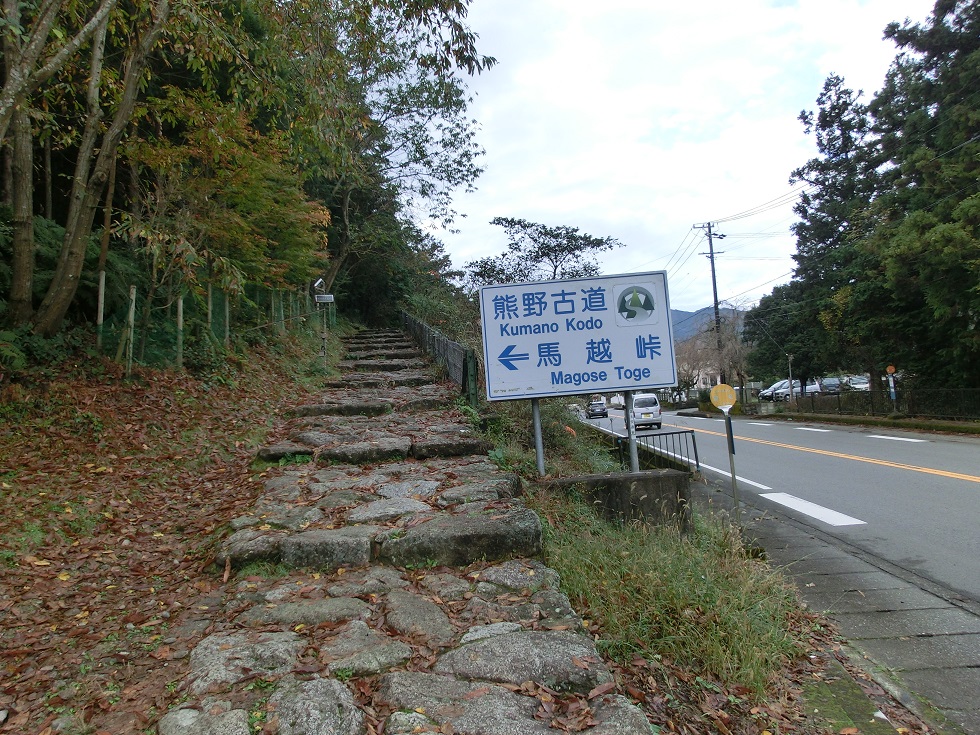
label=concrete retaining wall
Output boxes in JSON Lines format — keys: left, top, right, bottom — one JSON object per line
{"left": 541, "top": 470, "right": 691, "bottom": 532}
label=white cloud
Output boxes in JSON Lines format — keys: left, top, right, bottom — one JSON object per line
{"left": 440, "top": 0, "right": 935, "bottom": 311}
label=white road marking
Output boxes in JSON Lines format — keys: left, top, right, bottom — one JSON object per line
{"left": 748, "top": 422, "right": 774, "bottom": 426}
{"left": 868, "top": 435, "right": 927, "bottom": 443}
{"left": 698, "top": 462, "right": 772, "bottom": 490}
{"left": 795, "top": 427, "right": 832, "bottom": 432}
{"left": 760, "top": 492, "right": 866, "bottom": 526}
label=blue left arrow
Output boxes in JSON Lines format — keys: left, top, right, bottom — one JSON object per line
{"left": 498, "top": 344, "right": 530, "bottom": 371}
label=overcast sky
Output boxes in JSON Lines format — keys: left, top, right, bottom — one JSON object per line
{"left": 440, "top": 0, "right": 936, "bottom": 313}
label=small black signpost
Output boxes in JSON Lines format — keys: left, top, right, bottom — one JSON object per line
{"left": 314, "top": 294, "right": 335, "bottom": 368}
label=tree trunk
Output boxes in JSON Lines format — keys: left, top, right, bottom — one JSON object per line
{"left": 32, "top": 0, "right": 169, "bottom": 337}
{"left": 0, "top": 0, "right": 118, "bottom": 145}
{"left": 1, "top": 143, "right": 10, "bottom": 206}
{"left": 7, "top": 106, "right": 35, "bottom": 325}
{"left": 44, "top": 133, "right": 52, "bottom": 218}
{"left": 322, "top": 188, "right": 352, "bottom": 292}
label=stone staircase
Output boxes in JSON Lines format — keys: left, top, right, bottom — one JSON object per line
{"left": 157, "top": 329, "right": 653, "bottom": 735}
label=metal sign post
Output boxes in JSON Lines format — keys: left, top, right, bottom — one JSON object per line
{"left": 532, "top": 398, "right": 546, "bottom": 477}
{"left": 314, "top": 294, "right": 334, "bottom": 369}
{"left": 624, "top": 390, "right": 639, "bottom": 472}
{"left": 710, "top": 384, "right": 741, "bottom": 526}
{"left": 886, "top": 364, "right": 897, "bottom": 412}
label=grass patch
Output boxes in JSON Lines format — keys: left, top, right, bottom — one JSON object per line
{"left": 236, "top": 560, "right": 293, "bottom": 579}
{"left": 473, "top": 378, "right": 812, "bottom": 695}
{"left": 527, "top": 486, "right": 811, "bottom": 695}
{"left": 482, "top": 397, "right": 619, "bottom": 477}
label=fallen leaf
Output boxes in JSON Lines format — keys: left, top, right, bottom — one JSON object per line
{"left": 587, "top": 682, "right": 617, "bottom": 700}
{"left": 463, "top": 686, "right": 492, "bottom": 700}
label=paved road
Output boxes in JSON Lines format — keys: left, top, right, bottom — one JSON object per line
{"left": 593, "top": 408, "right": 980, "bottom": 604}
{"left": 587, "top": 408, "right": 980, "bottom": 733}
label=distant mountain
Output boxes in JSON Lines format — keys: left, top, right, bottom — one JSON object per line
{"left": 670, "top": 307, "right": 737, "bottom": 341}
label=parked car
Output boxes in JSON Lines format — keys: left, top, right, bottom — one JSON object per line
{"left": 585, "top": 400, "right": 608, "bottom": 419}
{"left": 632, "top": 394, "right": 662, "bottom": 430}
{"left": 819, "top": 376, "right": 843, "bottom": 394}
{"left": 773, "top": 379, "right": 821, "bottom": 401}
{"left": 759, "top": 380, "right": 789, "bottom": 401}
{"left": 772, "top": 380, "right": 801, "bottom": 401}
{"left": 846, "top": 375, "right": 870, "bottom": 391}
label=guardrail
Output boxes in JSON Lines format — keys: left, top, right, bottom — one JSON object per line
{"left": 588, "top": 424, "right": 699, "bottom": 474}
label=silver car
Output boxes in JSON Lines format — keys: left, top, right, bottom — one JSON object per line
{"left": 632, "top": 394, "right": 662, "bottom": 430}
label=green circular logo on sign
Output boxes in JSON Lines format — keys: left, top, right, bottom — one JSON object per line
{"left": 616, "top": 286, "right": 656, "bottom": 323}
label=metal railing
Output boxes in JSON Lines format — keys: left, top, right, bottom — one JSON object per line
{"left": 607, "top": 428, "right": 700, "bottom": 474}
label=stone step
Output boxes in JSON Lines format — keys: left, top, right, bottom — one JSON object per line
{"left": 217, "top": 458, "right": 528, "bottom": 573}
{"left": 344, "top": 347, "right": 424, "bottom": 360}
{"left": 338, "top": 358, "right": 430, "bottom": 372}
{"left": 159, "top": 329, "right": 656, "bottom": 735}
{"left": 323, "top": 369, "right": 437, "bottom": 388}
{"left": 285, "top": 398, "right": 393, "bottom": 418}
{"left": 257, "top": 407, "right": 490, "bottom": 464}
{"left": 159, "top": 559, "right": 652, "bottom": 735}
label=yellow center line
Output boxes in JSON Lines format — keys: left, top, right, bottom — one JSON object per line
{"left": 668, "top": 421, "right": 980, "bottom": 484}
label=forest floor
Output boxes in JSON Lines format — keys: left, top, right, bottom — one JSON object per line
{"left": 0, "top": 340, "right": 937, "bottom": 734}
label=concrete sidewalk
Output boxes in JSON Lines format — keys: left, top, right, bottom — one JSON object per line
{"left": 692, "top": 481, "right": 980, "bottom": 734}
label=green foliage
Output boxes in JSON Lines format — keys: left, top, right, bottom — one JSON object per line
{"left": 748, "top": 4, "right": 980, "bottom": 387}
{"left": 235, "top": 561, "right": 292, "bottom": 579}
{"left": 464, "top": 217, "right": 622, "bottom": 290}
{"left": 277, "top": 453, "right": 313, "bottom": 467}
{"left": 0, "top": 211, "right": 142, "bottom": 330}
{"left": 0, "top": 324, "right": 92, "bottom": 381}
{"left": 4, "top": 0, "right": 491, "bottom": 342}
{"left": 481, "top": 397, "right": 618, "bottom": 479}
{"left": 0, "top": 330, "right": 27, "bottom": 372}
{"left": 340, "top": 222, "right": 471, "bottom": 328}
{"left": 529, "top": 488, "right": 811, "bottom": 694}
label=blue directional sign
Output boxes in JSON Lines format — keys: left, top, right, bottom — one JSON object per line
{"left": 497, "top": 345, "right": 530, "bottom": 370}
{"left": 479, "top": 271, "right": 677, "bottom": 401}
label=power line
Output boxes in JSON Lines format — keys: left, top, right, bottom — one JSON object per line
{"left": 712, "top": 183, "right": 812, "bottom": 224}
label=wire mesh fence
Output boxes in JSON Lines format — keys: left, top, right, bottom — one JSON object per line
{"left": 95, "top": 283, "right": 322, "bottom": 374}
{"left": 401, "top": 311, "right": 479, "bottom": 406}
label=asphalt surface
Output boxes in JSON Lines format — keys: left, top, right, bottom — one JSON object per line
{"left": 667, "top": 411, "right": 980, "bottom": 600}
{"left": 690, "top": 476, "right": 980, "bottom": 735}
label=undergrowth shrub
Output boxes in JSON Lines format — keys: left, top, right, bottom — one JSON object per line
{"left": 528, "top": 486, "right": 811, "bottom": 695}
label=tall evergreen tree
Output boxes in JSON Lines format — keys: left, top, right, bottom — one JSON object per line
{"left": 866, "top": 0, "right": 980, "bottom": 382}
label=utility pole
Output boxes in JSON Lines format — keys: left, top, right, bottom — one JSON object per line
{"left": 694, "top": 222, "right": 726, "bottom": 385}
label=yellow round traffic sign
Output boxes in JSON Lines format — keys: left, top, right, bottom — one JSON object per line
{"left": 710, "top": 384, "right": 737, "bottom": 411}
